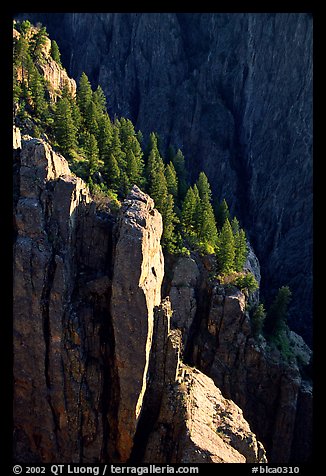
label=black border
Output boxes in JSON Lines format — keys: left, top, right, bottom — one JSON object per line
{"left": 2, "top": 4, "right": 319, "bottom": 472}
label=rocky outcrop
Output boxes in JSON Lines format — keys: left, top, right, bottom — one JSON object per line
{"left": 169, "top": 256, "right": 200, "bottom": 348}
{"left": 35, "top": 48, "right": 76, "bottom": 100}
{"left": 13, "top": 132, "right": 268, "bottom": 464}
{"left": 13, "top": 26, "right": 76, "bottom": 100}
{"left": 141, "top": 300, "right": 266, "bottom": 463}
{"left": 191, "top": 282, "right": 312, "bottom": 463}
{"left": 164, "top": 253, "right": 312, "bottom": 463}
{"left": 13, "top": 125, "right": 21, "bottom": 150}
{"left": 17, "top": 12, "right": 313, "bottom": 344}
{"left": 13, "top": 135, "right": 113, "bottom": 462}
{"left": 110, "top": 185, "right": 164, "bottom": 461}
{"left": 163, "top": 247, "right": 312, "bottom": 464}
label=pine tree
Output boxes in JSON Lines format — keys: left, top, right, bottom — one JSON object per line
{"left": 190, "top": 173, "right": 219, "bottom": 251}
{"left": 109, "top": 126, "right": 126, "bottom": 171}
{"left": 130, "top": 136, "right": 145, "bottom": 187}
{"left": 231, "top": 216, "right": 240, "bottom": 235}
{"left": 13, "top": 33, "right": 29, "bottom": 67}
{"left": 84, "top": 132, "right": 100, "bottom": 177}
{"left": 50, "top": 40, "right": 62, "bottom": 65}
{"left": 181, "top": 186, "right": 197, "bottom": 234}
{"left": 172, "top": 148, "right": 188, "bottom": 200}
{"left": 97, "top": 113, "right": 113, "bottom": 162}
{"left": 197, "top": 171, "right": 212, "bottom": 201}
{"left": 265, "top": 286, "right": 292, "bottom": 336}
{"left": 251, "top": 303, "right": 267, "bottom": 338}
{"left": 85, "top": 100, "right": 99, "bottom": 137}
{"left": 126, "top": 148, "right": 144, "bottom": 189}
{"left": 150, "top": 165, "right": 168, "bottom": 212}
{"left": 162, "top": 193, "right": 178, "bottom": 252}
{"left": 31, "top": 26, "right": 48, "bottom": 61}
{"left": 197, "top": 194, "right": 219, "bottom": 250}
{"left": 29, "top": 66, "right": 47, "bottom": 118}
{"left": 107, "top": 154, "right": 120, "bottom": 191}
{"left": 216, "top": 198, "right": 230, "bottom": 230}
{"left": 118, "top": 118, "right": 135, "bottom": 147}
{"left": 77, "top": 72, "right": 93, "bottom": 117}
{"left": 217, "top": 218, "right": 235, "bottom": 274}
{"left": 13, "top": 69, "right": 22, "bottom": 104}
{"left": 234, "top": 228, "right": 247, "bottom": 272}
{"left": 19, "top": 20, "right": 32, "bottom": 36}
{"left": 192, "top": 184, "right": 202, "bottom": 236}
{"left": 54, "top": 97, "right": 77, "bottom": 157}
{"left": 146, "top": 132, "right": 164, "bottom": 196}
{"left": 165, "top": 162, "right": 178, "bottom": 198}
{"left": 93, "top": 85, "right": 107, "bottom": 115}
{"left": 119, "top": 171, "right": 131, "bottom": 196}
{"left": 118, "top": 118, "right": 144, "bottom": 188}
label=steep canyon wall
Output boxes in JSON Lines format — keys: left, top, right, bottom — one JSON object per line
{"left": 16, "top": 12, "right": 313, "bottom": 343}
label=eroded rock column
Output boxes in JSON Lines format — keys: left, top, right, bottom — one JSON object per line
{"left": 110, "top": 186, "right": 164, "bottom": 461}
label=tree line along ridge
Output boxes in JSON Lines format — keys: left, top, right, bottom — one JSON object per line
{"left": 13, "top": 19, "right": 294, "bottom": 348}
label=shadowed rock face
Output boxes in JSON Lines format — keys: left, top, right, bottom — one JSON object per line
{"left": 13, "top": 136, "right": 112, "bottom": 462}
{"left": 16, "top": 12, "right": 313, "bottom": 344}
{"left": 13, "top": 134, "right": 267, "bottom": 464}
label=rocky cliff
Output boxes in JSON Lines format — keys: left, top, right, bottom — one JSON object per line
{"left": 166, "top": 254, "right": 312, "bottom": 463}
{"left": 13, "top": 131, "right": 267, "bottom": 464}
{"left": 13, "top": 25, "right": 76, "bottom": 101}
{"left": 16, "top": 12, "right": 313, "bottom": 344}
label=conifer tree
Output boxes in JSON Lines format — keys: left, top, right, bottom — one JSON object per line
{"left": 93, "top": 85, "right": 107, "bottom": 115}
{"left": 13, "top": 69, "right": 22, "bottom": 104}
{"left": 119, "top": 171, "right": 131, "bottom": 196}
{"left": 251, "top": 303, "right": 267, "bottom": 338}
{"left": 165, "top": 162, "right": 178, "bottom": 198}
{"left": 234, "top": 228, "right": 247, "bottom": 271}
{"left": 50, "top": 40, "right": 62, "bottom": 66}
{"left": 146, "top": 132, "right": 164, "bottom": 195}
{"left": 150, "top": 165, "right": 167, "bottom": 211}
{"left": 265, "top": 286, "right": 292, "bottom": 336}
{"left": 126, "top": 150, "right": 138, "bottom": 184}
{"left": 19, "top": 20, "right": 32, "bottom": 36}
{"left": 231, "top": 216, "right": 240, "bottom": 235}
{"left": 31, "top": 26, "right": 48, "bottom": 61}
{"left": 85, "top": 100, "right": 99, "bottom": 137}
{"left": 84, "top": 132, "right": 100, "bottom": 177}
{"left": 107, "top": 154, "right": 120, "bottom": 191}
{"left": 162, "top": 193, "right": 178, "bottom": 252}
{"left": 97, "top": 113, "right": 113, "bottom": 162}
{"left": 118, "top": 118, "right": 144, "bottom": 188}
{"left": 192, "top": 184, "right": 202, "bottom": 236}
{"left": 181, "top": 186, "right": 197, "bottom": 234}
{"left": 54, "top": 97, "right": 77, "bottom": 157}
{"left": 172, "top": 148, "right": 188, "bottom": 200}
{"left": 191, "top": 173, "right": 218, "bottom": 251}
{"left": 216, "top": 198, "right": 230, "bottom": 230}
{"left": 197, "top": 171, "right": 212, "bottom": 201}
{"left": 197, "top": 194, "right": 219, "bottom": 250}
{"left": 13, "top": 33, "right": 29, "bottom": 68}
{"left": 217, "top": 218, "right": 235, "bottom": 274}
{"left": 29, "top": 66, "right": 47, "bottom": 118}
{"left": 136, "top": 130, "right": 143, "bottom": 145}
{"left": 118, "top": 118, "right": 135, "bottom": 147}
{"left": 130, "top": 136, "right": 145, "bottom": 186}
{"left": 109, "top": 126, "right": 126, "bottom": 171}
{"left": 77, "top": 72, "right": 93, "bottom": 117}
